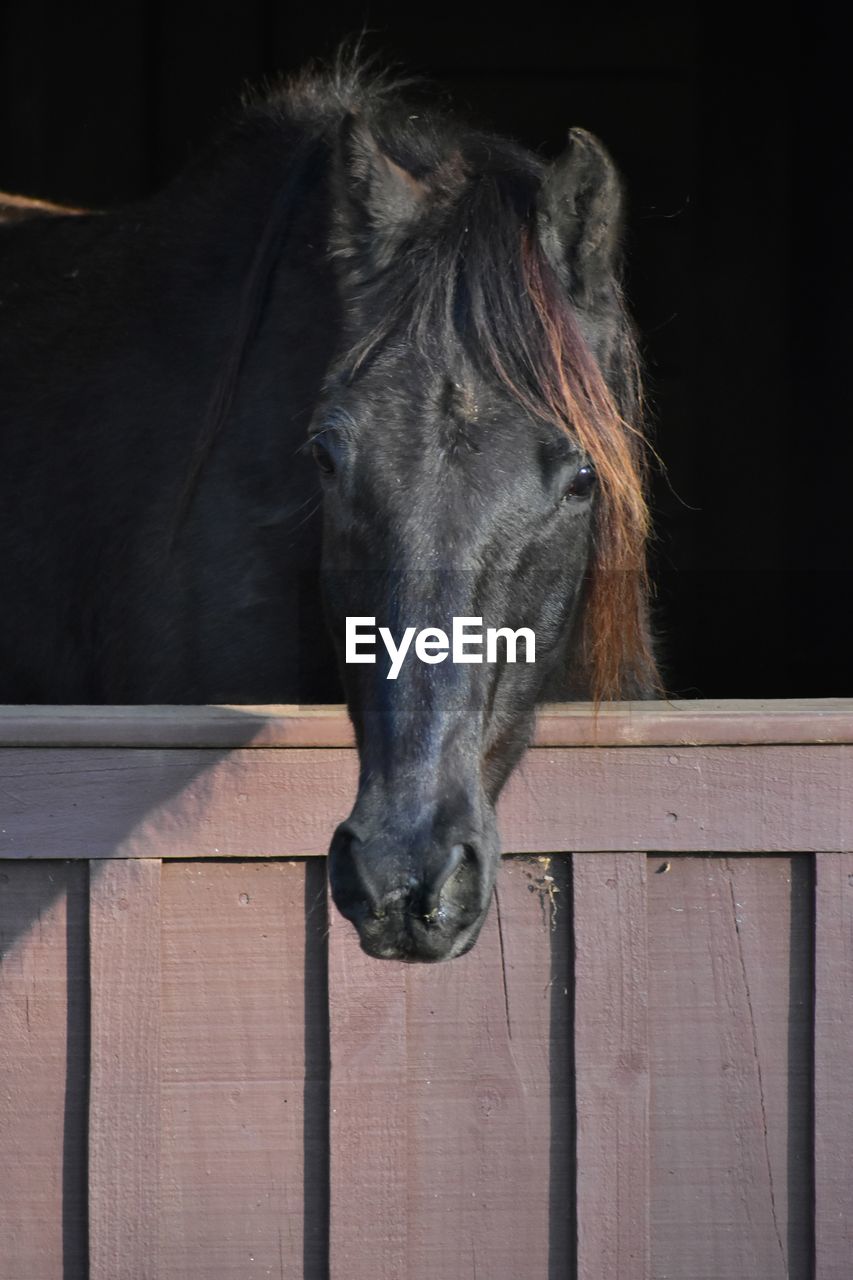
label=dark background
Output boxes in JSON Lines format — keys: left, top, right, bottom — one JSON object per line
{"left": 0, "top": 0, "right": 849, "bottom": 698}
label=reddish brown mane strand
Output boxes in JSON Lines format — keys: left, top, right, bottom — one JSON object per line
{"left": 510, "top": 232, "right": 657, "bottom": 701}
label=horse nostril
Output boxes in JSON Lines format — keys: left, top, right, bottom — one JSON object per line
{"left": 422, "top": 842, "right": 479, "bottom": 920}
{"left": 329, "top": 825, "right": 384, "bottom": 920}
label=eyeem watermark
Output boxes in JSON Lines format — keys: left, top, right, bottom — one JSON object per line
{"left": 346, "top": 616, "right": 536, "bottom": 680}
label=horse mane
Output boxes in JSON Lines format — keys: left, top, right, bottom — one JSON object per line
{"left": 184, "top": 52, "right": 658, "bottom": 701}
{"left": 517, "top": 236, "right": 657, "bottom": 702}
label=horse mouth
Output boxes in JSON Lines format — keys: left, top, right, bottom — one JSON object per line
{"left": 351, "top": 910, "right": 488, "bottom": 963}
{"left": 330, "top": 875, "right": 487, "bottom": 962}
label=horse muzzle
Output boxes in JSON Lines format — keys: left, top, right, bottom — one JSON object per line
{"left": 328, "top": 805, "right": 498, "bottom": 961}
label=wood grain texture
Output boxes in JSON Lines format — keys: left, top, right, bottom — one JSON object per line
{"left": 329, "top": 855, "right": 573, "bottom": 1280}
{"left": 159, "top": 859, "right": 328, "bottom": 1280}
{"left": 572, "top": 852, "right": 649, "bottom": 1280}
{"left": 328, "top": 902, "right": 408, "bottom": 1280}
{"left": 647, "top": 856, "right": 813, "bottom": 1279}
{"left": 1, "top": 698, "right": 852, "bottom": 748}
{"left": 814, "top": 852, "right": 853, "bottom": 1279}
{"left": 0, "top": 704, "right": 354, "bottom": 749}
{"left": 89, "top": 859, "right": 161, "bottom": 1280}
{"left": 0, "top": 861, "right": 89, "bottom": 1280}
{"left": 0, "top": 746, "right": 354, "bottom": 858}
{"left": 1, "top": 743, "right": 850, "bottom": 858}
{"left": 534, "top": 698, "right": 853, "bottom": 747}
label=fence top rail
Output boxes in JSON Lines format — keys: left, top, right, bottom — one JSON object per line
{"left": 0, "top": 699, "right": 851, "bottom": 750}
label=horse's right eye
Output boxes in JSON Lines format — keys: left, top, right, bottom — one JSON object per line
{"left": 564, "top": 464, "right": 597, "bottom": 500}
{"left": 312, "top": 440, "right": 336, "bottom": 476}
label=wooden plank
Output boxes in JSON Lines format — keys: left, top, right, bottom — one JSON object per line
{"left": 814, "top": 852, "right": 853, "bottom": 1278}
{"left": 328, "top": 899, "right": 408, "bottom": 1280}
{"left": 1, "top": 698, "right": 852, "bottom": 749}
{"left": 329, "top": 854, "right": 573, "bottom": 1279}
{"left": 0, "top": 743, "right": 850, "bottom": 858}
{"left": 160, "top": 859, "right": 328, "bottom": 1280}
{"left": 0, "top": 861, "right": 89, "bottom": 1280}
{"left": 0, "top": 704, "right": 357, "bottom": 749}
{"left": 572, "top": 852, "right": 649, "bottom": 1280}
{"left": 0, "top": 746, "right": 352, "bottom": 859}
{"left": 88, "top": 859, "right": 161, "bottom": 1280}
{"left": 534, "top": 697, "right": 853, "bottom": 747}
{"left": 647, "top": 856, "right": 813, "bottom": 1279}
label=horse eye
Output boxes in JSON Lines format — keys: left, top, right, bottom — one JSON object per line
{"left": 311, "top": 440, "right": 336, "bottom": 477}
{"left": 564, "top": 464, "right": 596, "bottom": 500}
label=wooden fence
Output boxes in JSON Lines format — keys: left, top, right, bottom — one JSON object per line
{"left": 0, "top": 699, "right": 851, "bottom": 1279}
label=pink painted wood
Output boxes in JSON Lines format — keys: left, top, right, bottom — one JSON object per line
{"left": 89, "top": 859, "right": 161, "bottom": 1280}
{"left": 0, "top": 701, "right": 849, "bottom": 1280}
{"left": 0, "top": 742, "right": 850, "bottom": 858}
{"left": 814, "top": 852, "right": 853, "bottom": 1279}
{"left": 2, "top": 698, "right": 852, "bottom": 748}
{"left": 0, "top": 862, "right": 89, "bottom": 1280}
{"left": 647, "top": 855, "right": 813, "bottom": 1279}
{"left": 159, "top": 859, "right": 328, "bottom": 1280}
{"left": 329, "top": 855, "right": 573, "bottom": 1280}
{"left": 572, "top": 852, "right": 649, "bottom": 1280}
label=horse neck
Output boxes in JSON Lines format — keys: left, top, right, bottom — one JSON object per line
{"left": 155, "top": 113, "right": 342, "bottom": 492}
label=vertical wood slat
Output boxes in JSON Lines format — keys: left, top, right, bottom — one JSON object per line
{"left": 647, "top": 856, "right": 813, "bottom": 1279}
{"left": 88, "top": 859, "right": 161, "bottom": 1280}
{"left": 814, "top": 852, "right": 853, "bottom": 1278}
{"left": 572, "top": 852, "right": 649, "bottom": 1280}
{"left": 0, "top": 861, "right": 89, "bottom": 1280}
{"left": 327, "top": 909, "right": 408, "bottom": 1280}
{"left": 328, "top": 855, "right": 573, "bottom": 1280}
{"left": 159, "top": 860, "right": 328, "bottom": 1280}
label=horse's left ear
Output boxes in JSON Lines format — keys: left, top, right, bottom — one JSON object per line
{"left": 537, "top": 128, "right": 623, "bottom": 306}
{"left": 334, "top": 115, "right": 428, "bottom": 274}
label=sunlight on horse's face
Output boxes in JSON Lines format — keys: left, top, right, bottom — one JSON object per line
{"left": 312, "top": 347, "right": 596, "bottom": 960}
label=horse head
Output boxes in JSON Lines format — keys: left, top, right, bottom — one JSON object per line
{"left": 310, "top": 90, "right": 656, "bottom": 959}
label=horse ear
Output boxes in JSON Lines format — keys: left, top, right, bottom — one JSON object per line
{"left": 335, "top": 115, "right": 428, "bottom": 272}
{"left": 537, "top": 128, "right": 623, "bottom": 306}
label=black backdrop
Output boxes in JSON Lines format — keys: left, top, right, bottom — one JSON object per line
{"left": 1, "top": 0, "right": 849, "bottom": 697}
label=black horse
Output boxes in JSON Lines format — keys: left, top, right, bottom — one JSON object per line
{"left": 0, "top": 58, "right": 657, "bottom": 960}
